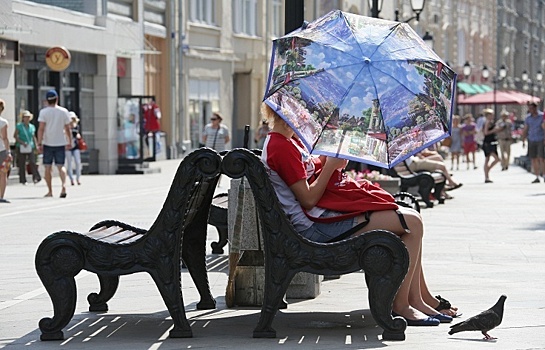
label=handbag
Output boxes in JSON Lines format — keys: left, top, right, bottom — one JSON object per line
{"left": 26, "top": 163, "right": 37, "bottom": 175}
{"left": 77, "top": 137, "right": 88, "bottom": 151}
{"left": 19, "top": 144, "right": 32, "bottom": 153}
{"left": 19, "top": 126, "right": 33, "bottom": 153}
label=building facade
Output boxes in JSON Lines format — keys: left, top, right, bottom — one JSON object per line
{"left": 2, "top": 0, "right": 545, "bottom": 176}
{"left": 1, "top": 0, "right": 170, "bottom": 174}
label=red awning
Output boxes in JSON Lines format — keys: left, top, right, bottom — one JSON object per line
{"left": 457, "top": 90, "right": 540, "bottom": 105}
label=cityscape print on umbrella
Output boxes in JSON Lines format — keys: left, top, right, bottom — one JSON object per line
{"left": 264, "top": 10, "right": 456, "bottom": 168}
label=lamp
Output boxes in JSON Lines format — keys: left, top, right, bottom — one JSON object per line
{"left": 395, "top": 0, "right": 427, "bottom": 23}
{"left": 463, "top": 61, "right": 471, "bottom": 79}
{"left": 368, "top": 0, "right": 384, "bottom": 18}
{"left": 422, "top": 31, "right": 434, "bottom": 49}
{"left": 482, "top": 64, "right": 507, "bottom": 116}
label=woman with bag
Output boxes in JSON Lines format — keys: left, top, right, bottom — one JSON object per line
{"left": 65, "top": 112, "right": 83, "bottom": 185}
{"left": 14, "top": 110, "right": 41, "bottom": 184}
{"left": 202, "top": 112, "right": 230, "bottom": 152}
{"left": 260, "top": 102, "right": 459, "bottom": 326}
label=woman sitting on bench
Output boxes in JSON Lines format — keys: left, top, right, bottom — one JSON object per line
{"left": 260, "top": 103, "right": 458, "bottom": 326}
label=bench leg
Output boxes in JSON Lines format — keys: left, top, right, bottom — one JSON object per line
{"left": 150, "top": 270, "right": 193, "bottom": 338}
{"left": 87, "top": 275, "right": 119, "bottom": 312}
{"left": 361, "top": 236, "right": 409, "bottom": 341}
{"left": 210, "top": 225, "right": 228, "bottom": 254}
{"left": 253, "top": 269, "right": 295, "bottom": 338}
{"left": 182, "top": 232, "right": 216, "bottom": 310}
{"left": 417, "top": 178, "right": 434, "bottom": 208}
{"left": 36, "top": 240, "right": 84, "bottom": 341}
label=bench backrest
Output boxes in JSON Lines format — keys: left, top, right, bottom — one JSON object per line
{"left": 221, "top": 148, "right": 304, "bottom": 247}
{"left": 148, "top": 148, "right": 222, "bottom": 241}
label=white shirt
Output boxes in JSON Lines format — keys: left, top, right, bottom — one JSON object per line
{"left": 38, "top": 105, "right": 71, "bottom": 146}
{"left": 0, "top": 117, "right": 8, "bottom": 152}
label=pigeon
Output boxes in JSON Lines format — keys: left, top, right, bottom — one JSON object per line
{"left": 448, "top": 295, "right": 507, "bottom": 340}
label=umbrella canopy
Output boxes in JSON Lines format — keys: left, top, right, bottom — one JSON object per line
{"left": 458, "top": 90, "right": 540, "bottom": 105}
{"left": 263, "top": 10, "right": 456, "bottom": 168}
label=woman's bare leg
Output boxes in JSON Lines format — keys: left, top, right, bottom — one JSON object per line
{"left": 419, "top": 270, "right": 458, "bottom": 316}
{"left": 355, "top": 208, "right": 429, "bottom": 320}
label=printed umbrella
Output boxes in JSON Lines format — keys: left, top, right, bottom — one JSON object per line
{"left": 263, "top": 10, "right": 456, "bottom": 168}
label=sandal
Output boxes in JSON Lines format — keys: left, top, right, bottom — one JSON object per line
{"left": 435, "top": 295, "right": 462, "bottom": 317}
{"left": 434, "top": 295, "right": 451, "bottom": 311}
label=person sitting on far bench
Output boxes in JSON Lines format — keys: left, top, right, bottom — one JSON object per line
{"left": 405, "top": 152, "right": 462, "bottom": 191}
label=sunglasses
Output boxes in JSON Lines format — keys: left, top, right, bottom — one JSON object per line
{"left": 210, "top": 118, "right": 218, "bottom": 121}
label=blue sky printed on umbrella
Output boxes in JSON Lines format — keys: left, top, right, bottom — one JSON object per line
{"left": 264, "top": 10, "right": 456, "bottom": 168}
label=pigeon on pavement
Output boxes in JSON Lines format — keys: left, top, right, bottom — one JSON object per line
{"left": 448, "top": 295, "right": 507, "bottom": 340}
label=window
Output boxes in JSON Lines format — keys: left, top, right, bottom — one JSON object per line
{"left": 189, "top": 79, "right": 220, "bottom": 148}
{"left": 190, "top": 0, "right": 215, "bottom": 25}
{"left": 233, "top": 0, "right": 257, "bottom": 36}
{"left": 272, "top": 0, "right": 282, "bottom": 37}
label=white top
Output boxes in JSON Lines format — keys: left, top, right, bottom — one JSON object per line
{"left": 0, "top": 117, "right": 8, "bottom": 152}
{"left": 38, "top": 105, "right": 71, "bottom": 146}
{"left": 203, "top": 124, "right": 229, "bottom": 151}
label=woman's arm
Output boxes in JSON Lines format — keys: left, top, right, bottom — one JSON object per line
{"left": 13, "top": 127, "right": 23, "bottom": 145}
{"left": 483, "top": 121, "right": 494, "bottom": 135}
{"left": 1, "top": 125, "right": 10, "bottom": 156}
{"left": 289, "top": 157, "right": 347, "bottom": 209}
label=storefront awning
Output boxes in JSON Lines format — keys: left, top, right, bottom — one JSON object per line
{"left": 457, "top": 82, "right": 478, "bottom": 94}
{"left": 457, "top": 83, "right": 494, "bottom": 95}
{"left": 478, "top": 84, "right": 493, "bottom": 92}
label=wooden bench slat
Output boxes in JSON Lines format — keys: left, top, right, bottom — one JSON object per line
{"left": 98, "top": 230, "right": 139, "bottom": 243}
{"left": 86, "top": 226, "right": 125, "bottom": 239}
{"left": 118, "top": 234, "right": 144, "bottom": 244}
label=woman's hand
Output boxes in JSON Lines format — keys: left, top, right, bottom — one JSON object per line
{"left": 323, "top": 156, "right": 347, "bottom": 170}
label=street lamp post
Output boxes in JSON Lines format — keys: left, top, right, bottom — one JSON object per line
{"left": 521, "top": 70, "right": 543, "bottom": 96}
{"left": 463, "top": 61, "right": 472, "bottom": 80}
{"left": 368, "top": 0, "right": 384, "bottom": 18}
{"left": 521, "top": 70, "right": 543, "bottom": 107}
{"left": 395, "top": 0, "right": 426, "bottom": 23}
{"left": 482, "top": 64, "right": 507, "bottom": 116}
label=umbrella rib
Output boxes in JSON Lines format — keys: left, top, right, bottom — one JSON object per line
{"left": 367, "top": 23, "right": 402, "bottom": 61}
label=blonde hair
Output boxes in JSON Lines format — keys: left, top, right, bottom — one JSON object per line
{"left": 260, "top": 102, "right": 278, "bottom": 127}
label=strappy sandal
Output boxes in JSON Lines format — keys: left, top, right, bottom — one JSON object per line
{"left": 435, "top": 295, "right": 462, "bottom": 317}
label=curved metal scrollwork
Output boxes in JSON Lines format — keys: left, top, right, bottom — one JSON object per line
{"left": 35, "top": 148, "right": 222, "bottom": 341}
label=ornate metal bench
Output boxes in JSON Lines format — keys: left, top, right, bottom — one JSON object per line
{"left": 35, "top": 148, "right": 221, "bottom": 341}
{"left": 222, "top": 148, "right": 410, "bottom": 341}
{"left": 388, "top": 160, "right": 446, "bottom": 208}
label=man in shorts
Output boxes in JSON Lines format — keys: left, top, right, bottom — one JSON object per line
{"left": 37, "top": 90, "right": 72, "bottom": 197}
{"left": 521, "top": 102, "right": 545, "bottom": 183}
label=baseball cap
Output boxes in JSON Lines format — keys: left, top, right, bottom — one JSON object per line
{"left": 46, "top": 89, "right": 58, "bottom": 100}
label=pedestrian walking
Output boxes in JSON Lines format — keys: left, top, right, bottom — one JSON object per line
{"left": 521, "top": 102, "right": 545, "bottom": 183}
{"left": 37, "top": 90, "right": 72, "bottom": 198}
{"left": 202, "top": 112, "right": 230, "bottom": 152}
{"left": 449, "top": 115, "right": 462, "bottom": 171}
{"left": 482, "top": 109, "right": 500, "bottom": 183}
{"left": 461, "top": 114, "right": 478, "bottom": 170}
{"left": 496, "top": 110, "right": 513, "bottom": 171}
{"left": 254, "top": 120, "right": 270, "bottom": 149}
{"left": 13, "top": 110, "right": 41, "bottom": 184}
{"left": 65, "top": 112, "right": 82, "bottom": 186}
{"left": 0, "top": 98, "right": 12, "bottom": 203}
